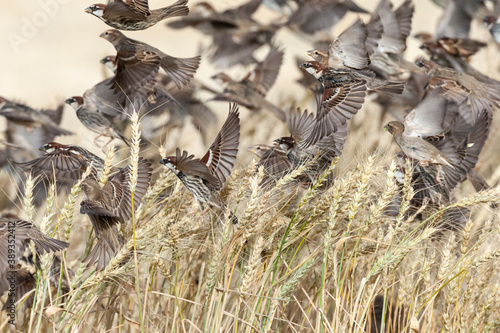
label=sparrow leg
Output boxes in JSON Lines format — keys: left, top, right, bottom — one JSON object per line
{"left": 435, "top": 164, "right": 444, "bottom": 185}
{"left": 94, "top": 135, "right": 104, "bottom": 148}
{"left": 419, "top": 160, "right": 430, "bottom": 167}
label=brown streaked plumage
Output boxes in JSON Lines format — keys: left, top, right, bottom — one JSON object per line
{"left": 160, "top": 104, "right": 240, "bottom": 213}
{"left": 85, "top": 0, "right": 189, "bottom": 31}
{"left": 65, "top": 96, "right": 130, "bottom": 147}
{"left": 307, "top": 19, "right": 374, "bottom": 70}
{"left": 17, "top": 142, "right": 118, "bottom": 181}
{"left": 80, "top": 158, "right": 152, "bottom": 270}
{"left": 0, "top": 216, "right": 69, "bottom": 275}
{"left": 100, "top": 29, "right": 201, "bottom": 89}
{"left": 211, "top": 45, "right": 285, "bottom": 121}
{"left": 416, "top": 59, "right": 500, "bottom": 119}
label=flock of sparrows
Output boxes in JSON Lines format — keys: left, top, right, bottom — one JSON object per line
{"left": 1, "top": 0, "right": 500, "bottom": 322}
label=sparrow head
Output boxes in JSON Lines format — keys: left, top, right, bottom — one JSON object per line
{"left": 247, "top": 144, "right": 273, "bottom": 158}
{"left": 383, "top": 121, "right": 404, "bottom": 135}
{"left": 274, "top": 136, "right": 295, "bottom": 151}
{"left": 299, "top": 61, "right": 324, "bottom": 79}
{"left": 211, "top": 72, "right": 232, "bottom": 85}
{"left": 65, "top": 96, "right": 84, "bottom": 110}
{"left": 100, "top": 29, "right": 123, "bottom": 44}
{"left": 483, "top": 15, "right": 498, "bottom": 28}
{"left": 39, "top": 142, "right": 63, "bottom": 153}
{"left": 0, "top": 96, "right": 7, "bottom": 108}
{"left": 415, "top": 59, "right": 434, "bottom": 73}
{"left": 160, "top": 156, "right": 177, "bottom": 171}
{"left": 85, "top": 4, "right": 105, "bottom": 17}
{"left": 306, "top": 49, "right": 327, "bottom": 62}
{"left": 81, "top": 179, "right": 101, "bottom": 197}
{"left": 100, "top": 55, "right": 117, "bottom": 72}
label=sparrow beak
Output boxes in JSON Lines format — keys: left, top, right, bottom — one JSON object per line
{"left": 64, "top": 98, "right": 74, "bottom": 105}
{"left": 247, "top": 146, "right": 257, "bottom": 154}
{"left": 84, "top": 7, "right": 93, "bottom": 14}
{"left": 298, "top": 63, "right": 306, "bottom": 69}
{"left": 383, "top": 125, "right": 389, "bottom": 132}
{"left": 159, "top": 158, "right": 167, "bottom": 165}
{"left": 99, "top": 32, "right": 107, "bottom": 39}
{"left": 306, "top": 50, "right": 314, "bottom": 57}
{"left": 415, "top": 61, "right": 424, "bottom": 68}
{"left": 39, "top": 145, "right": 47, "bottom": 152}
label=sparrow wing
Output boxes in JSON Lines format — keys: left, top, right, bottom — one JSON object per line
{"left": 113, "top": 50, "right": 160, "bottom": 98}
{"left": 328, "top": 19, "right": 370, "bottom": 69}
{"left": 104, "top": 157, "right": 152, "bottom": 222}
{"left": 304, "top": 80, "right": 367, "bottom": 147}
{"left": 201, "top": 104, "right": 240, "bottom": 187}
{"left": 175, "top": 148, "right": 220, "bottom": 189}
{"left": 257, "top": 146, "right": 292, "bottom": 182}
{"left": 17, "top": 146, "right": 101, "bottom": 181}
{"left": 245, "top": 45, "right": 283, "bottom": 94}
{"left": 403, "top": 91, "right": 448, "bottom": 138}
{"left": 286, "top": 107, "right": 315, "bottom": 147}
{"left": 123, "top": 0, "right": 150, "bottom": 16}
{"left": 0, "top": 219, "right": 31, "bottom": 274}
{"left": 26, "top": 223, "right": 69, "bottom": 254}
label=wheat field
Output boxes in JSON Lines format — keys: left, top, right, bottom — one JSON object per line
{"left": 1, "top": 0, "right": 500, "bottom": 332}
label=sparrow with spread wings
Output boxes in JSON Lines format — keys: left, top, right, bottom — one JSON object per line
{"left": 17, "top": 142, "right": 118, "bottom": 181}
{"left": 160, "top": 104, "right": 240, "bottom": 220}
{"left": 211, "top": 45, "right": 285, "bottom": 121}
{"left": 86, "top": 0, "right": 189, "bottom": 31}
{"left": 101, "top": 29, "right": 200, "bottom": 90}
{"left": 80, "top": 158, "right": 152, "bottom": 270}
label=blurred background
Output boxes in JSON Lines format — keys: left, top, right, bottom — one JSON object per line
{"left": 0, "top": 0, "right": 498, "bottom": 172}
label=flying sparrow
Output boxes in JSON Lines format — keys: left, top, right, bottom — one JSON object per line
{"left": 211, "top": 45, "right": 285, "bottom": 121}
{"left": 307, "top": 19, "right": 379, "bottom": 70}
{"left": 80, "top": 158, "right": 152, "bottom": 270}
{"left": 65, "top": 96, "right": 130, "bottom": 147}
{"left": 369, "top": 0, "right": 414, "bottom": 54}
{"left": 416, "top": 59, "right": 500, "bottom": 119}
{"left": 86, "top": 0, "right": 189, "bottom": 31}
{"left": 100, "top": 29, "right": 201, "bottom": 89}
{"left": 287, "top": 0, "right": 367, "bottom": 35}
{"left": 160, "top": 104, "right": 240, "bottom": 215}
{"left": 0, "top": 215, "right": 69, "bottom": 275}
{"left": 17, "top": 142, "right": 118, "bottom": 181}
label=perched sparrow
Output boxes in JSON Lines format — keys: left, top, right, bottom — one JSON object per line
{"left": 212, "top": 45, "right": 285, "bottom": 121}
{"left": 416, "top": 59, "right": 500, "bottom": 118}
{"left": 65, "top": 96, "right": 130, "bottom": 147}
{"left": 484, "top": 16, "right": 500, "bottom": 44}
{"left": 369, "top": 0, "right": 414, "bottom": 54}
{"left": 100, "top": 29, "right": 201, "bottom": 89}
{"left": 80, "top": 158, "right": 152, "bottom": 270}
{"left": 307, "top": 19, "right": 380, "bottom": 70}
{"left": 17, "top": 142, "right": 117, "bottom": 181}
{"left": 0, "top": 215, "right": 69, "bottom": 275}
{"left": 160, "top": 104, "right": 240, "bottom": 213}
{"left": 287, "top": 0, "right": 367, "bottom": 35}
{"left": 85, "top": 0, "right": 189, "bottom": 31}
